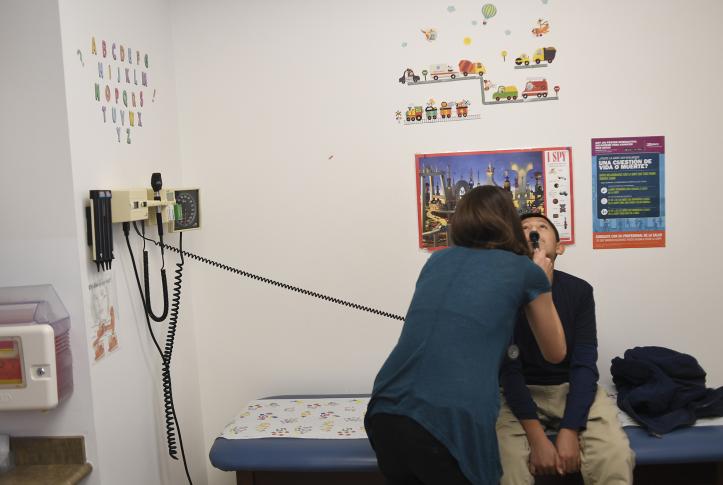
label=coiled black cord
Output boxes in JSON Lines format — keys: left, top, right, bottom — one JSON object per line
{"left": 136, "top": 220, "right": 170, "bottom": 322}
{"left": 123, "top": 223, "right": 193, "bottom": 485}
{"left": 135, "top": 221, "right": 170, "bottom": 321}
{"left": 131, "top": 222, "right": 181, "bottom": 459}
{"left": 143, "top": 252, "right": 170, "bottom": 322}
{"left": 160, "top": 233, "right": 192, "bottom": 482}
{"left": 154, "top": 242, "right": 406, "bottom": 322}
{"left": 124, "top": 224, "right": 163, "bottom": 357}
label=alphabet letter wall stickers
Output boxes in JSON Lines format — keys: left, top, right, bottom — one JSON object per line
{"left": 81, "top": 36, "right": 158, "bottom": 145}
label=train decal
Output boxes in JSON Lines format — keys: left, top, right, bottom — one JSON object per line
{"left": 404, "top": 99, "right": 477, "bottom": 124}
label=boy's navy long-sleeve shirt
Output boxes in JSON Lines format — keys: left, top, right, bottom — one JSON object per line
{"left": 499, "top": 269, "right": 599, "bottom": 430}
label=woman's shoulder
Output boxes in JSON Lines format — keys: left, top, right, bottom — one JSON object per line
{"left": 481, "top": 249, "right": 540, "bottom": 277}
{"left": 428, "top": 245, "right": 464, "bottom": 260}
{"left": 486, "top": 248, "right": 532, "bottom": 264}
{"left": 433, "top": 246, "right": 531, "bottom": 265}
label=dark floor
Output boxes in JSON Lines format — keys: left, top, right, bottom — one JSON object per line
{"left": 537, "top": 462, "right": 723, "bottom": 485}
{"left": 237, "top": 462, "right": 723, "bottom": 485}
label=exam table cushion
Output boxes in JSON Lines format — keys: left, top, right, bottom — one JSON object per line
{"left": 209, "top": 395, "right": 723, "bottom": 472}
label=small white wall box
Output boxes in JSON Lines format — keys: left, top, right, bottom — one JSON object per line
{"left": 0, "top": 285, "right": 73, "bottom": 411}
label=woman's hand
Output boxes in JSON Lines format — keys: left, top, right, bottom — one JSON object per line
{"left": 532, "top": 248, "right": 553, "bottom": 283}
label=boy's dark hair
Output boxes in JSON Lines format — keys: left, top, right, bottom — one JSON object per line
{"left": 520, "top": 212, "right": 560, "bottom": 242}
{"left": 450, "top": 186, "right": 530, "bottom": 256}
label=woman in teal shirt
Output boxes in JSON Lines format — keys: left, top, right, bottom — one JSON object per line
{"left": 366, "top": 186, "right": 566, "bottom": 485}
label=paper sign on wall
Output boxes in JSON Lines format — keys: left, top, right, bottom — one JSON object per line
{"left": 88, "top": 273, "right": 120, "bottom": 362}
{"left": 591, "top": 136, "right": 665, "bottom": 249}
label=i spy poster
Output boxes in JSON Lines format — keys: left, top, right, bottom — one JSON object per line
{"left": 416, "top": 147, "right": 574, "bottom": 251}
{"left": 591, "top": 136, "right": 665, "bottom": 249}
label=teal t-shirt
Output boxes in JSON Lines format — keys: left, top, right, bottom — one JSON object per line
{"left": 366, "top": 246, "right": 550, "bottom": 485}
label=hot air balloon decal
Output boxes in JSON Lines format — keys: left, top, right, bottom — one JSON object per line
{"left": 481, "top": 4, "right": 497, "bottom": 25}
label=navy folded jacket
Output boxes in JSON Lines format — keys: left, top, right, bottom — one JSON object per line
{"left": 611, "top": 346, "right": 723, "bottom": 435}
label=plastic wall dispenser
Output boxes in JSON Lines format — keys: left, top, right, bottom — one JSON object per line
{"left": 0, "top": 285, "right": 73, "bottom": 411}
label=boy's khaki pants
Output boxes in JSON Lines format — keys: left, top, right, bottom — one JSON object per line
{"left": 496, "top": 384, "right": 635, "bottom": 485}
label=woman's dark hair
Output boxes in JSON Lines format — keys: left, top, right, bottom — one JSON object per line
{"left": 450, "top": 185, "right": 530, "bottom": 256}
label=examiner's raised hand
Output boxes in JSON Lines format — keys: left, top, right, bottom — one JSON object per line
{"left": 532, "top": 247, "right": 554, "bottom": 283}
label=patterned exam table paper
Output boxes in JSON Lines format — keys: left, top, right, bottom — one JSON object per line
{"left": 220, "top": 392, "right": 723, "bottom": 441}
{"left": 221, "top": 397, "right": 370, "bottom": 439}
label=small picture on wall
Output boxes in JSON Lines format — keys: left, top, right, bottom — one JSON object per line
{"left": 88, "top": 273, "right": 120, "bottom": 362}
{"left": 416, "top": 147, "right": 574, "bottom": 250}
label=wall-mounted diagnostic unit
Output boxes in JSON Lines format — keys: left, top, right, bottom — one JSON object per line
{"left": 107, "top": 187, "right": 201, "bottom": 231}
{"left": 86, "top": 182, "right": 201, "bottom": 271}
{"left": 0, "top": 285, "right": 73, "bottom": 411}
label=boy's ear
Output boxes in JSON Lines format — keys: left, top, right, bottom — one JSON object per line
{"left": 555, "top": 243, "right": 565, "bottom": 257}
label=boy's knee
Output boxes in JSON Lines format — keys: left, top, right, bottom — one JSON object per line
{"left": 581, "top": 433, "right": 635, "bottom": 484}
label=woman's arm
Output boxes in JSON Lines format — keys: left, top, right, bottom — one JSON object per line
{"left": 524, "top": 292, "right": 566, "bottom": 364}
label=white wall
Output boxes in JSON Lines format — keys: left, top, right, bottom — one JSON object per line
{"left": 0, "top": 1, "right": 101, "bottom": 483}
{"left": 2, "top": 1, "right": 207, "bottom": 483}
{"left": 4, "top": 1, "right": 722, "bottom": 484}
{"left": 169, "top": 1, "right": 723, "bottom": 483}
{"left": 57, "top": 0, "right": 206, "bottom": 483}
{"left": 539, "top": 1, "right": 723, "bottom": 386}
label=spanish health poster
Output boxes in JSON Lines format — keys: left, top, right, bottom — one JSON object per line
{"left": 591, "top": 136, "right": 665, "bottom": 249}
{"left": 416, "top": 147, "right": 574, "bottom": 251}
